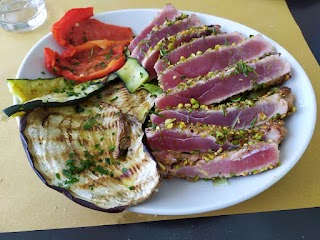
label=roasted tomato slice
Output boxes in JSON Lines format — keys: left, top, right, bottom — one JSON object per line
{"left": 45, "top": 40, "right": 128, "bottom": 82}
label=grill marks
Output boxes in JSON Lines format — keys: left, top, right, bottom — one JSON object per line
{"left": 22, "top": 90, "right": 160, "bottom": 210}
{"left": 129, "top": 5, "right": 295, "bottom": 180}
{"left": 85, "top": 81, "right": 155, "bottom": 122}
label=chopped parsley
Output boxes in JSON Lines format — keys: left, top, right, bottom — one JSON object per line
{"left": 110, "top": 96, "right": 118, "bottom": 102}
{"left": 104, "top": 53, "right": 111, "bottom": 60}
{"left": 105, "top": 158, "right": 111, "bottom": 165}
{"left": 83, "top": 116, "right": 99, "bottom": 130}
{"left": 232, "top": 60, "right": 259, "bottom": 77}
{"left": 159, "top": 48, "right": 169, "bottom": 57}
{"left": 108, "top": 146, "right": 115, "bottom": 152}
{"left": 95, "top": 165, "right": 109, "bottom": 175}
{"left": 67, "top": 91, "right": 80, "bottom": 97}
{"left": 99, "top": 62, "right": 106, "bottom": 68}
{"left": 250, "top": 116, "right": 257, "bottom": 128}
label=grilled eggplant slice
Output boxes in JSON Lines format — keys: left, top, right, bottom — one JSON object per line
{"left": 20, "top": 99, "right": 160, "bottom": 212}
{"left": 3, "top": 77, "right": 107, "bottom": 117}
{"left": 87, "top": 81, "right": 155, "bottom": 122}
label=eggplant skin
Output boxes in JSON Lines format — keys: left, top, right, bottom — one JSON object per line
{"left": 20, "top": 100, "right": 160, "bottom": 212}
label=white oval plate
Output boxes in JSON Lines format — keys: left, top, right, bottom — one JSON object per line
{"left": 16, "top": 9, "right": 316, "bottom": 215}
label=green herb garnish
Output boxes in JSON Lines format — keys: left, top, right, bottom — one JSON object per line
{"left": 110, "top": 96, "right": 118, "bottom": 102}
{"left": 108, "top": 146, "right": 115, "bottom": 151}
{"left": 96, "top": 165, "right": 109, "bottom": 175}
{"left": 83, "top": 117, "right": 99, "bottom": 130}
{"left": 233, "top": 60, "right": 259, "bottom": 77}
{"left": 250, "top": 116, "right": 257, "bottom": 128}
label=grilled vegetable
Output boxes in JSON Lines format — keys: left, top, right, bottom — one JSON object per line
{"left": 116, "top": 58, "right": 149, "bottom": 93}
{"left": 20, "top": 97, "right": 160, "bottom": 212}
{"left": 87, "top": 81, "right": 155, "bottom": 122}
{"left": 3, "top": 77, "right": 107, "bottom": 117}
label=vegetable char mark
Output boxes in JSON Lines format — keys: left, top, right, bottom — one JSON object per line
{"left": 86, "top": 81, "right": 155, "bottom": 123}
{"left": 21, "top": 98, "right": 160, "bottom": 210}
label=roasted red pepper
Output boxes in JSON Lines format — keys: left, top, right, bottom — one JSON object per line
{"left": 45, "top": 40, "right": 129, "bottom": 82}
{"left": 45, "top": 7, "right": 134, "bottom": 81}
{"left": 52, "top": 7, "right": 94, "bottom": 49}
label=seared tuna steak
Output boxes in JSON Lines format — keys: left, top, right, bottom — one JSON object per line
{"left": 128, "top": 4, "right": 180, "bottom": 52}
{"left": 130, "top": 14, "right": 202, "bottom": 64}
{"left": 142, "top": 25, "right": 221, "bottom": 79}
{"left": 151, "top": 87, "right": 295, "bottom": 128}
{"left": 155, "top": 54, "right": 291, "bottom": 109}
{"left": 157, "top": 34, "right": 274, "bottom": 91}
{"left": 146, "top": 120, "right": 286, "bottom": 153}
{"left": 155, "top": 31, "right": 245, "bottom": 73}
{"left": 155, "top": 142, "right": 280, "bottom": 179}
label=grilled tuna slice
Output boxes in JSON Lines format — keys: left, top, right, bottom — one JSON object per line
{"left": 130, "top": 14, "right": 202, "bottom": 64}
{"left": 146, "top": 120, "right": 286, "bottom": 153}
{"left": 20, "top": 100, "right": 160, "bottom": 212}
{"left": 155, "top": 55, "right": 291, "bottom": 109}
{"left": 151, "top": 87, "right": 295, "bottom": 128}
{"left": 142, "top": 25, "right": 221, "bottom": 79}
{"left": 157, "top": 34, "right": 274, "bottom": 91}
{"left": 155, "top": 142, "right": 280, "bottom": 179}
{"left": 128, "top": 3, "right": 180, "bottom": 52}
{"left": 155, "top": 31, "right": 245, "bottom": 73}
{"left": 86, "top": 81, "right": 155, "bottom": 122}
